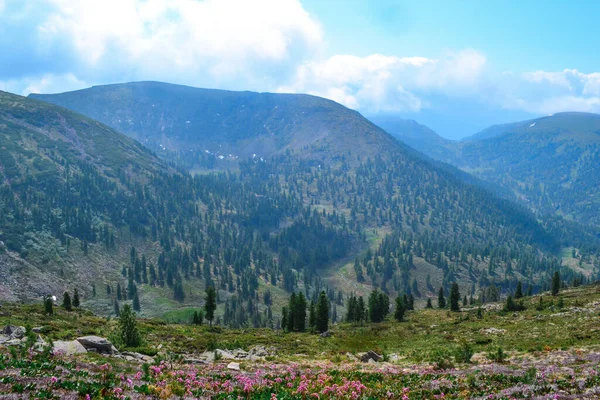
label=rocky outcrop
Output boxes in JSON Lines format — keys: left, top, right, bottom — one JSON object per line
{"left": 53, "top": 340, "right": 88, "bottom": 355}
{"left": 76, "top": 336, "right": 118, "bottom": 354}
{"left": 2, "top": 325, "right": 26, "bottom": 339}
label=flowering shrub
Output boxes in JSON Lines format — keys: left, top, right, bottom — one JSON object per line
{"left": 1, "top": 349, "right": 600, "bottom": 398}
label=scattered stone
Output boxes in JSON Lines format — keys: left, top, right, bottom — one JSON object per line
{"left": 122, "top": 351, "right": 155, "bottom": 363}
{"left": 480, "top": 327, "right": 506, "bottom": 335}
{"left": 3, "top": 325, "right": 26, "bottom": 339}
{"left": 216, "top": 349, "right": 235, "bottom": 359}
{"left": 77, "top": 336, "right": 118, "bottom": 354}
{"left": 53, "top": 340, "right": 88, "bottom": 355}
{"left": 227, "top": 362, "right": 240, "bottom": 371}
{"left": 4, "top": 338, "right": 24, "bottom": 347}
{"left": 361, "top": 350, "right": 382, "bottom": 363}
{"left": 345, "top": 352, "right": 358, "bottom": 361}
{"left": 32, "top": 327, "right": 45, "bottom": 333}
{"left": 320, "top": 331, "right": 332, "bottom": 338}
{"left": 184, "top": 357, "right": 208, "bottom": 365}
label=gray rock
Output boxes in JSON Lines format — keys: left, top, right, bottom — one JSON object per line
{"left": 3, "top": 325, "right": 26, "bottom": 339}
{"left": 227, "top": 362, "right": 240, "bottom": 371}
{"left": 4, "top": 338, "right": 25, "bottom": 347}
{"left": 32, "top": 327, "right": 45, "bottom": 333}
{"left": 77, "top": 336, "right": 118, "bottom": 354}
{"left": 360, "top": 350, "right": 382, "bottom": 363}
{"left": 320, "top": 331, "right": 332, "bottom": 338}
{"left": 53, "top": 340, "right": 87, "bottom": 355}
{"left": 122, "top": 351, "right": 155, "bottom": 363}
{"left": 0, "top": 334, "right": 9, "bottom": 345}
{"left": 184, "top": 357, "right": 208, "bottom": 365}
{"left": 345, "top": 352, "right": 358, "bottom": 361}
{"left": 216, "top": 349, "right": 235, "bottom": 359}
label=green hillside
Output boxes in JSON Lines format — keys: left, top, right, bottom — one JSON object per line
{"left": 3, "top": 86, "right": 598, "bottom": 324}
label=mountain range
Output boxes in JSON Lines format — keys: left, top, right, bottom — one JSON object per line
{"left": 375, "top": 112, "right": 600, "bottom": 229}
{"left": 0, "top": 82, "right": 596, "bottom": 322}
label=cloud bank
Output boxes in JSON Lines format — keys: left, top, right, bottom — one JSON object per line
{"left": 1, "top": 0, "right": 599, "bottom": 118}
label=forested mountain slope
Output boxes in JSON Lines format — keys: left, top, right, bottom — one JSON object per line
{"left": 378, "top": 112, "right": 600, "bottom": 228}
{"left": 5, "top": 87, "right": 597, "bottom": 323}
{"left": 31, "top": 82, "right": 400, "bottom": 170}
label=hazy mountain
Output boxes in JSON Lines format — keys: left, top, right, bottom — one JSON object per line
{"left": 31, "top": 82, "right": 401, "bottom": 170}
{"left": 369, "top": 115, "right": 456, "bottom": 162}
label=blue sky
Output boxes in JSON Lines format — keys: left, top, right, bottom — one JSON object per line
{"left": 1, "top": 0, "right": 599, "bottom": 139}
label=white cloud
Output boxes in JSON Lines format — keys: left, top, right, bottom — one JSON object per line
{"left": 0, "top": 73, "right": 88, "bottom": 96}
{"left": 37, "top": 0, "right": 322, "bottom": 85}
{"left": 277, "top": 49, "right": 486, "bottom": 112}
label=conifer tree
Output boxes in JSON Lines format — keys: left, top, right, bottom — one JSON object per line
{"left": 205, "top": 286, "right": 217, "bottom": 327}
{"left": 394, "top": 295, "right": 406, "bottom": 322}
{"left": 119, "top": 304, "right": 141, "bottom": 347}
{"left": 515, "top": 281, "right": 523, "bottom": 299}
{"left": 438, "top": 287, "right": 446, "bottom": 309}
{"left": 426, "top": 298, "right": 433, "bottom": 309}
{"left": 133, "top": 291, "right": 141, "bottom": 311}
{"left": 450, "top": 283, "right": 460, "bottom": 312}
{"left": 551, "top": 271, "right": 561, "bottom": 296}
{"left": 44, "top": 296, "right": 53, "bottom": 316}
{"left": 308, "top": 301, "right": 316, "bottom": 329}
{"left": 72, "top": 288, "right": 80, "bottom": 308}
{"left": 316, "top": 291, "right": 329, "bottom": 333}
{"left": 281, "top": 306, "right": 289, "bottom": 331}
{"left": 62, "top": 291, "right": 72, "bottom": 311}
{"left": 114, "top": 299, "right": 120, "bottom": 316}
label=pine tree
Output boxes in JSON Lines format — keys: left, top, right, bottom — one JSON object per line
{"left": 133, "top": 291, "right": 141, "bottom": 312}
{"left": 308, "top": 301, "right": 316, "bottom": 329}
{"left": 281, "top": 306, "right": 289, "bottom": 331}
{"left": 316, "top": 291, "right": 329, "bottom": 333}
{"left": 394, "top": 295, "right": 406, "bottom": 322}
{"left": 515, "top": 281, "right": 523, "bottom": 299}
{"left": 44, "top": 296, "right": 53, "bottom": 316}
{"left": 114, "top": 300, "right": 120, "bottom": 316}
{"left": 62, "top": 291, "right": 72, "bottom": 311}
{"left": 294, "top": 292, "right": 307, "bottom": 332}
{"left": 72, "top": 289, "right": 80, "bottom": 308}
{"left": 205, "top": 286, "right": 217, "bottom": 327}
{"left": 551, "top": 271, "right": 560, "bottom": 296}
{"left": 116, "top": 283, "right": 122, "bottom": 301}
{"left": 450, "top": 283, "right": 460, "bottom": 312}
{"left": 173, "top": 278, "right": 185, "bottom": 303}
{"left": 426, "top": 298, "right": 433, "bottom": 309}
{"left": 438, "top": 287, "right": 446, "bottom": 309}
{"left": 119, "top": 304, "right": 141, "bottom": 347}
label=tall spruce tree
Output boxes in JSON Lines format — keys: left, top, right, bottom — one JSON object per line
{"left": 205, "top": 286, "right": 217, "bottom": 327}
{"left": 450, "top": 283, "right": 460, "bottom": 312}
{"left": 62, "top": 291, "right": 72, "bottom": 311}
{"left": 515, "top": 281, "right": 523, "bottom": 299}
{"left": 133, "top": 291, "right": 141, "bottom": 312}
{"left": 394, "top": 295, "right": 406, "bottom": 322}
{"left": 308, "top": 301, "right": 316, "bottom": 329}
{"left": 72, "top": 288, "right": 80, "bottom": 308}
{"left": 438, "top": 287, "right": 446, "bottom": 309}
{"left": 316, "top": 291, "right": 329, "bottom": 333}
{"left": 551, "top": 272, "right": 561, "bottom": 296}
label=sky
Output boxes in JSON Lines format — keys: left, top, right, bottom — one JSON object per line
{"left": 1, "top": 0, "right": 599, "bottom": 139}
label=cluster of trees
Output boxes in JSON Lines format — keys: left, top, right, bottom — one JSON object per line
{"left": 281, "top": 291, "right": 329, "bottom": 333}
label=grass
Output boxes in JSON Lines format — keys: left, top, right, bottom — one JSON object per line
{"left": 3, "top": 284, "right": 600, "bottom": 365}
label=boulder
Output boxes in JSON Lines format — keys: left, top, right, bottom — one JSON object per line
{"left": 320, "top": 331, "right": 332, "bottom": 338}
{"left": 32, "top": 327, "right": 45, "bottom": 333}
{"left": 0, "top": 334, "right": 9, "bottom": 345}
{"left": 227, "top": 362, "right": 240, "bottom": 371}
{"left": 360, "top": 350, "right": 382, "bottom": 363}
{"left": 3, "top": 325, "right": 26, "bottom": 339}
{"left": 53, "top": 340, "right": 87, "bottom": 356}
{"left": 77, "top": 336, "right": 118, "bottom": 354}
